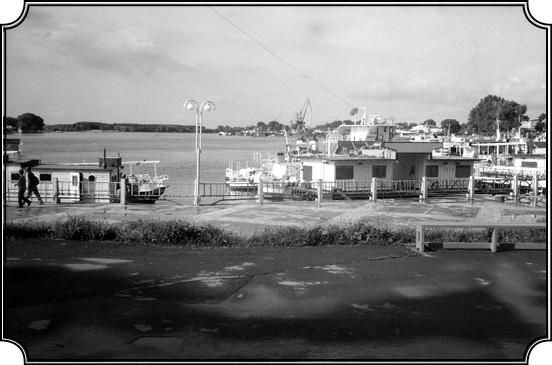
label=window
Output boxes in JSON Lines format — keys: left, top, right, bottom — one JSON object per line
{"left": 425, "top": 165, "right": 439, "bottom": 178}
{"left": 521, "top": 161, "right": 538, "bottom": 168}
{"left": 372, "top": 165, "right": 387, "bottom": 178}
{"left": 39, "top": 174, "right": 52, "bottom": 181}
{"left": 336, "top": 165, "right": 354, "bottom": 180}
{"left": 72, "top": 175, "right": 78, "bottom": 186}
{"left": 455, "top": 165, "right": 471, "bottom": 178}
{"left": 11, "top": 173, "right": 20, "bottom": 181}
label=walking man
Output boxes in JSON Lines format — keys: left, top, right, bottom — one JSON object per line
{"left": 26, "top": 167, "right": 43, "bottom": 205}
{"left": 16, "top": 169, "right": 31, "bottom": 208}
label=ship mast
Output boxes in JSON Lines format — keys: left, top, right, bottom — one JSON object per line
{"left": 495, "top": 101, "right": 501, "bottom": 141}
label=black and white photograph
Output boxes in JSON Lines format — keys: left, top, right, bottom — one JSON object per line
{"left": 1, "top": 0, "right": 550, "bottom": 362}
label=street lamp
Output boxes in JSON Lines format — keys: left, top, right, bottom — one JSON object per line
{"left": 183, "top": 99, "right": 216, "bottom": 206}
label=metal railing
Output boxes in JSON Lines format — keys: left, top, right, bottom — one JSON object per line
{"left": 426, "top": 178, "right": 470, "bottom": 195}
{"left": 5, "top": 176, "right": 546, "bottom": 206}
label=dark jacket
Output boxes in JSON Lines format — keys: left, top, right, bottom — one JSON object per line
{"left": 17, "top": 174, "right": 26, "bottom": 191}
{"left": 28, "top": 172, "right": 39, "bottom": 188}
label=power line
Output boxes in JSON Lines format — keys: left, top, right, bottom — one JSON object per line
{"left": 209, "top": 6, "right": 354, "bottom": 108}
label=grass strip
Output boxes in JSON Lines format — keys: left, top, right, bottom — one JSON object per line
{"left": 3, "top": 216, "right": 547, "bottom": 247}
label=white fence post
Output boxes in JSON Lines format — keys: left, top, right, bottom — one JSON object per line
{"left": 421, "top": 176, "right": 427, "bottom": 201}
{"left": 468, "top": 175, "right": 474, "bottom": 201}
{"left": 532, "top": 173, "right": 538, "bottom": 207}
{"left": 512, "top": 174, "right": 519, "bottom": 202}
{"left": 120, "top": 177, "right": 127, "bottom": 205}
{"left": 317, "top": 179, "right": 323, "bottom": 207}
{"left": 532, "top": 173, "right": 539, "bottom": 196}
{"left": 371, "top": 177, "right": 377, "bottom": 201}
{"left": 53, "top": 178, "right": 60, "bottom": 204}
{"left": 257, "top": 178, "right": 264, "bottom": 206}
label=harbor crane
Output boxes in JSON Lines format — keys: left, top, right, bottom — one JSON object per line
{"left": 292, "top": 98, "right": 312, "bottom": 133}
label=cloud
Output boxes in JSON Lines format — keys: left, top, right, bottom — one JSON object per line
{"left": 54, "top": 28, "right": 196, "bottom": 79}
{"left": 17, "top": 8, "right": 196, "bottom": 79}
{"left": 349, "top": 78, "right": 488, "bottom": 106}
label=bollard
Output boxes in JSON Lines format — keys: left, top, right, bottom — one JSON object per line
{"left": 532, "top": 173, "right": 538, "bottom": 207}
{"left": 53, "top": 177, "right": 60, "bottom": 204}
{"left": 371, "top": 177, "right": 377, "bottom": 202}
{"left": 490, "top": 228, "right": 499, "bottom": 253}
{"left": 421, "top": 176, "right": 428, "bottom": 201}
{"left": 120, "top": 177, "right": 127, "bottom": 205}
{"left": 257, "top": 178, "right": 264, "bottom": 206}
{"left": 468, "top": 175, "right": 474, "bottom": 201}
{"left": 317, "top": 179, "right": 323, "bottom": 207}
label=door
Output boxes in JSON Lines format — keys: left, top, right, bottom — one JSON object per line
{"left": 302, "top": 165, "right": 312, "bottom": 182}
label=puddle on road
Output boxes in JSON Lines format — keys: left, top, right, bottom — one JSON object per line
{"left": 224, "top": 262, "right": 255, "bottom": 271}
{"left": 134, "top": 324, "right": 152, "bottom": 332}
{"left": 278, "top": 280, "right": 329, "bottom": 294}
{"left": 79, "top": 257, "right": 132, "bottom": 264}
{"left": 303, "top": 264, "right": 352, "bottom": 275}
{"left": 63, "top": 263, "right": 108, "bottom": 271}
{"left": 351, "top": 303, "right": 375, "bottom": 311}
{"left": 28, "top": 320, "right": 50, "bottom": 330}
{"left": 473, "top": 277, "right": 491, "bottom": 286}
{"left": 203, "top": 283, "right": 339, "bottom": 319}
{"left": 181, "top": 274, "right": 243, "bottom": 288}
{"left": 132, "top": 336, "right": 184, "bottom": 349}
{"left": 394, "top": 285, "right": 440, "bottom": 298}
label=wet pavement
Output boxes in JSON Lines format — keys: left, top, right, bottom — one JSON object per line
{"left": 3, "top": 196, "right": 548, "bottom": 360}
{"left": 3, "top": 195, "right": 547, "bottom": 235}
{"left": 4, "top": 239, "right": 548, "bottom": 360}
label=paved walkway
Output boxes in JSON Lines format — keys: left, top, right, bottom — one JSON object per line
{"left": 4, "top": 196, "right": 546, "bottom": 235}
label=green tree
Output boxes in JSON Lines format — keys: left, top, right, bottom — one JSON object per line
{"left": 3, "top": 116, "right": 18, "bottom": 131}
{"left": 423, "top": 119, "right": 436, "bottom": 127}
{"left": 535, "top": 113, "right": 546, "bottom": 133}
{"left": 17, "top": 113, "right": 44, "bottom": 133}
{"left": 440, "top": 119, "right": 461, "bottom": 134}
{"left": 467, "top": 95, "right": 528, "bottom": 134}
{"left": 256, "top": 121, "right": 267, "bottom": 133}
{"left": 395, "top": 122, "right": 409, "bottom": 129}
{"left": 268, "top": 120, "right": 282, "bottom": 132}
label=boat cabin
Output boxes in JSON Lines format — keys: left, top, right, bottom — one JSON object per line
{"left": 298, "top": 141, "right": 477, "bottom": 183}
{"left": 5, "top": 157, "right": 122, "bottom": 203}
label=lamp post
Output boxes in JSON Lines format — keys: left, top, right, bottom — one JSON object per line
{"left": 184, "top": 99, "right": 216, "bottom": 206}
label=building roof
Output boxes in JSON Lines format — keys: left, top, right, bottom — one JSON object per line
{"left": 299, "top": 155, "right": 394, "bottom": 162}
{"left": 32, "top": 164, "right": 117, "bottom": 172}
{"left": 429, "top": 156, "right": 480, "bottom": 161}
{"left": 383, "top": 142, "right": 442, "bottom": 154}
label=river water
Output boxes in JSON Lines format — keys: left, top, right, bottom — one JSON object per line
{"left": 14, "top": 132, "right": 288, "bottom": 184}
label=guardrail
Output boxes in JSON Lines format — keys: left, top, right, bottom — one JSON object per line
{"left": 416, "top": 222, "right": 547, "bottom": 253}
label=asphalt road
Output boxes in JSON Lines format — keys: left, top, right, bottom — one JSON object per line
{"left": 4, "top": 239, "right": 547, "bottom": 360}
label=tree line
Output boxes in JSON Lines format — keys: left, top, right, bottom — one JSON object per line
{"left": 4, "top": 95, "right": 546, "bottom": 135}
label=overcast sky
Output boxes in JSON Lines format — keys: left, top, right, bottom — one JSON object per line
{"left": 5, "top": 5, "right": 547, "bottom": 126}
